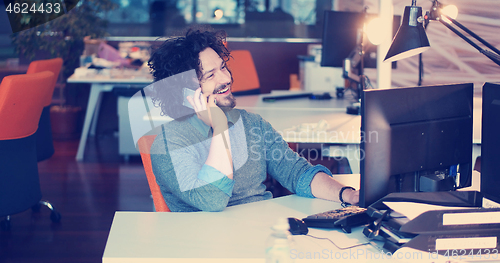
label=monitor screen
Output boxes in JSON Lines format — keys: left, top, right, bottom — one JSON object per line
{"left": 321, "top": 11, "right": 400, "bottom": 69}
{"left": 360, "top": 83, "right": 474, "bottom": 208}
{"left": 480, "top": 82, "right": 500, "bottom": 204}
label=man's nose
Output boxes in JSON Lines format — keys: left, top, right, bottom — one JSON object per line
{"left": 218, "top": 70, "right": 231, "bottom": 84}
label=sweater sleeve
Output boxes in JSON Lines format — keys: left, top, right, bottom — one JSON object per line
{"left": 256, "top": 115, "right": 329, "bottom": 197}
{"left": 295, "top": 164, "right": 333, "bottom": 198}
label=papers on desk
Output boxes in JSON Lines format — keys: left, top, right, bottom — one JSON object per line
{"left": 383, "top": 201, "right": 476, "bottom": 221}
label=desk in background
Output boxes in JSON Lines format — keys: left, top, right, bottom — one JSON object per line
{"left": 121, "top": 90, "right": 363, "bottom": 171}
{"left": 67, "top": 74, "right": 483, "bottom": 171}
{"left": 239, "top": 93, "right": 483, "bottom": 174}
{"left": 238, "top": 92, "right": 362, "bottom": 173}
{"left": 67, "top": 72, "right": 354, "bottom": 162}
{"left": 67, "top": 71, "right": 152, "bottom": 161}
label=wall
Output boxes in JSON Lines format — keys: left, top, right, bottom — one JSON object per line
{"left": 227, "top": 40, "right": 317, "bottom": 94}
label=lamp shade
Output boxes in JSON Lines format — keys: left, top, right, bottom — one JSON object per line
{"left": 384, "top": 5, "right": 430, "bottom": 62}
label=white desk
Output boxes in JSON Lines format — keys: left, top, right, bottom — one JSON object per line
{"left": 67, "top": 73, "right": 152, "bottom": 161}
{"left": 237, "top": 92, "right": 362, "bottom": 173}
{"left": 103, "top": 195, "right": 381, "bottom": 263}
{"left": 237, "top": 93, "right": 483, "bottom": 174}
{"left": 237, "top": 92, "right": 359, "bottom": 144}
{"left": 103, "top": 171, "right": 492, "bottom": 263}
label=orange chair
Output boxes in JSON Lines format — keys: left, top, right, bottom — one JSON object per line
{"left": 0, "top": 71, "right": 61, "bottom": 230}
{"left": 26, "top": 58, "right": 63, "bottom": 161}
{"left": 137, "top": 135, "right": 170, "bottom": 212}
{"left": 227, "top": 50, "right": 260, "bottom": 96}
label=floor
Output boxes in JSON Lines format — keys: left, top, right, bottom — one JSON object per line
{"left": 0, "top": 135, "right": 153, "bottom": 263}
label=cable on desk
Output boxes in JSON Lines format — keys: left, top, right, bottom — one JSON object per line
{"left": 305, "top": 234, "right": 371, "bottom": 250}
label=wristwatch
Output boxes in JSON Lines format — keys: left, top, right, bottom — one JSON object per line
{"left": 339, "top": 186, "right": 356, "bottom": 206}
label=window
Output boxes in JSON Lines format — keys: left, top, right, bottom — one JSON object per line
{"left": 106, "top": 0, "right": 151, "bottom": 23}
{"left": 104, "top": 0, "right": 330, "bottom": 38}
{"left": 179, "top": 0, "right": 244, "bottom": 24}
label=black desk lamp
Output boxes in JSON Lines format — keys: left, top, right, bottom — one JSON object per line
{"left": 384, "top": 0, "right": 500, "bottom": 67}
{"left": 384, "top": 0, "right": 430, "bottom": 63}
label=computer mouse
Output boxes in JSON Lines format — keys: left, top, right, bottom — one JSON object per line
{"left": 288, "top": 218, "right": 309, "bottom": 235}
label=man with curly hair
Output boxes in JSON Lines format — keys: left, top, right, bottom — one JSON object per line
{"left": 147, "top": 27, "right": 358, "bottom": 212}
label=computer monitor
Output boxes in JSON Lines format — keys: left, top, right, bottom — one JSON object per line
{"left": 480, "top": 82, "right": 500, "bottom": 204}
{"left": 359, "top": 83, "right": 474, "bottom": 208}
{"left": 321, "top": 11, "right": 400, "bottom": 69}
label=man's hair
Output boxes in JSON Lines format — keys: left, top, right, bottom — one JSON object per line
{"left": 148, "top": 27, "right": 231, "bottom": 119}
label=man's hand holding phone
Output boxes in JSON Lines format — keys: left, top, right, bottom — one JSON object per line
{"left": 186, "top": 88, "right": 233, "bottom": 177}
{"left": 186, "top": 88, "right": 228, "bottom": 134}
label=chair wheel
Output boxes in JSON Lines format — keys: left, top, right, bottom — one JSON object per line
{"left": 50, "top": 211, "right": 62, "bottom": 223}
{"left": 1, "top": 219, "right": 11, "bottom": 231}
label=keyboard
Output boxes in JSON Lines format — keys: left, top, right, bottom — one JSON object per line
{"left": 302, "top": 206, "right": 372, "bottom": 233}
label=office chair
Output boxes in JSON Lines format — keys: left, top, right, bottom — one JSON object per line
{"left": 137, "top": 135, "right": 171, "bottom": 212}
{"left": 227, "top": 50, "right": 260, "bottom": 96}
{"left": 26, "top": 58, "right": 63, "bottom": 161}
{"left": 0, "top": 71, "right": 62, "bottom": 230}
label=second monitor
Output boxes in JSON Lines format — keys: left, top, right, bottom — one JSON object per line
{"left": 359, "top": 83, "right": 474, "bottom": 208}
{"left": 321, "top": 11, "right": 400, "bottom": 69}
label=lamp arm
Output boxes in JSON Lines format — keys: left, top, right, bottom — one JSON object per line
{"left": 438, "top": 16, "right": 500, "bottom": 67}
{"left": 480, "top": 50, "right": 500, "bottom": 67}
{"left": 443, "top": 14, "right": 500, "bottom": 56}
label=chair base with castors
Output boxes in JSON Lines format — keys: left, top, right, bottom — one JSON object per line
{"left": 1, "top": 200, "right": 62, "bottom": 231}
{"left": 31, "top": 200, "right": 62, "bottom": 222}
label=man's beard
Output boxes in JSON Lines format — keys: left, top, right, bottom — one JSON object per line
{"left": 217, "top": 93, "right": 236, "bottom": 112}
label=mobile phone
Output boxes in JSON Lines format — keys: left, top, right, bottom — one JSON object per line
{"left": 182, "top": 88, "right": 196, "bottom": 109}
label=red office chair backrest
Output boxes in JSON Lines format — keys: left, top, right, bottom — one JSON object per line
{"left": 137, "top": 135, "right": 171, "bottom": 212}
{"left": 26, "top": 58, "right": 63, "bottom": 107}
{"left": 0, "top": 71, "right": 55, "bottom": 140}
{"left": 227, "top": 50, "right": 260, "bottom": 93}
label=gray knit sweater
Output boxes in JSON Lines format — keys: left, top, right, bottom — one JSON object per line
{"left": 150, "top": 108, "right": 331, "bottom": 212}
